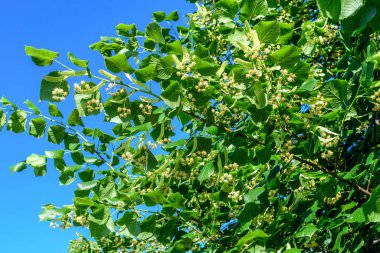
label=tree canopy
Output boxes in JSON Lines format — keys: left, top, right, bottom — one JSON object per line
{"left": 1, "top": 0, "right": 380, "bottom": 252}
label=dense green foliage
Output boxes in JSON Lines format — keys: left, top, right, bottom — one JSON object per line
{"left": 1, "top": 0, "right": 380, "bottom": 252}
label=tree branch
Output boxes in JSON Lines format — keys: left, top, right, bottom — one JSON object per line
{"left": 182, "top": 110, "right": 371, "bottom": 196}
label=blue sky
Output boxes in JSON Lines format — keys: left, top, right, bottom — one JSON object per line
{"left": 0, "top": 1, "right": 194, "bottom": 252}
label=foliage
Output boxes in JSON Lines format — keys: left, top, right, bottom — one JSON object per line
{"left": 1, "top": 0, "right": 380, "bottom": 252}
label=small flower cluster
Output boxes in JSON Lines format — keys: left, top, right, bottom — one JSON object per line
{"left": 195, "top": 79, "right": 209, "bottom": 93}
{"left": 319, "top": 132, "right": 339, "bottom": 149}
{"left": 140, "top": 188, "right": 152, "bottom": 195}
{"left": 220, "top": 173, "right": 234, "bottom": 184}
{"left": 321, "top": 24, "right": 339, "bottom": 45}
{"left": 106, "top": 82, "right": 127, "bottom": 97}
{"left": 192, "top": 150, "right": 208, "bottom": 159}
{"left": 147, "top": 141, "right": 157, "bottom": 150}
{"left": 121, "top": 151, "right": 133, "bottom": 161}
{"left": 117, "top": 106, "right": 131, "bottom": 118}
{"left": 189, "top": 3, "right": 212, "bottom": 28}
{"left": 219, "top": 73, "right": 246, "bottom": 97}
{"left": 211, "top": 103, "right": 233, "bottom": 125}
{"left": 268, "top": 92, "right": 285, "bottom": 109}
{"left": 310, "top": 93, "right": 328, "bottom": 115}
{"left": 278, "top": 69, "right": 297, "bottom": 85}
{"left": 280, "top": 139, "right": 296, "bottom": 163}
{"left": 324, "top": 192, "right": 342, "bottom": 205}
{"left": 228, "top": 190, "right": 241, "bottom": 203}
{"left": 319, "top": 131, "right": 339, "bottom": 160}
{"left": 244, "top": 177, "right": 258, "bottom": 191}
{"left": 51, "top": 87, "right": 68, "bottom": 101}
{"left": 175, "top": 52, "right": 196, "bottom": 80}
{"left": 181, "top": 157, "right": 195, "bottom": 166}
{"left": 73, "top": 214, "right": 89, "bottom": 227}
{"left": 245, "top": 69, "right": 262, "bottom": 79}
{"left": 139, "top": 103, "right": 153, "bottom": 115}
{"left": 74, "top": 80, "right": 91, "bottom": 93}
{"left": 370, "top": 88, "right": 380, "bottom": 111}
{"left": 174, "top": 170, "right": 188, "bottom": 180}
{"left": 157, "top": 137, "right": 172, "bottom": 144}
{"left": 224, "top": 162, "right": 239, "bottom": 171}
{"left": 134, "top": 155, "right": 147, "bottom": 166}
{"left": 86, "top": 98, "right": 102, "bottom": 113}
{"left": 252, "top": 209, "right": 275, "bottom": 227}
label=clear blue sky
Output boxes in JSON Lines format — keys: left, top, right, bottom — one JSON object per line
{"left": 0, "top": 1, "right": 194, "bottom": 252}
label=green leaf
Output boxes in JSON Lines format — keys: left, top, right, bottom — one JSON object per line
{"left": 79, "top": 168, "right": 95, "bottom": 182}
{"left": 277, "top": 22, "right": 294, "bottom": 44}
{"left": 321, "top": 79, "right": 352, "bottom": 109}
{"left": 246, "top": 81, "right": 268, "bottom": 109}
{"left": 7, "top": 110, "right": 27, "bottom": 133}
{"left": 24, "top": 99, "right": 41, "bottom": 114}
{"left": 74, "top": 91, "right": 102, "bottom": 117}
{"left": 146, "top": 22, "right": 165, "bottom": 44}
{"left": 25, "top": 46, "right": 59, "bottom": 66}
{"left": 135, "top": 65, "right": 156, "bottom": 82}
{"left": 117, "top": 213, "right": 141, "bottom": 237}
{"left": 153, "top": 11, "right": 166, "bottom": 22}
{"left": 39, "top": 205, "right": 69, "bottom": 221}
{"left": 68, "top": 109, "right": 84, "bottom": 127}
{"left": 268, "top": 45, "right": 302, "bottom": 69}
{"left": 161, "top": 81, "right": 182, "bottom": 108}
{"left": 40, "top": 71, "right": 69, "bottom": 102}
{"left": 194, "top": 58, "right": 219, "bottom": 76}
{"left": 237, "top": 230, "right": 269, "bottom": 249}
{"left": 240, "top": 0, "right": 268, "bottom": 20}
{"left": 104, "top": 54, "right": 133, "bottom": 74}
{"left": 127, "top": 122, "right": 152, "bottom": 134}
{"left": 45, "top": 150, "right": 64, "bottom": 159}
{"left": 166, "top": 192, "right": 186, "bottom": 209}
{"left": 29, "top": 117, "right": 46, "bottom": 138}
{"left": 48, "top": 103, "right": 63, "bottom": 118}
{"left": 116, "top": 23, "right": 137, "bottom": 37}
{"left": 10, "top": 161, "right": 27, "bottom": 173}
{"left": 165, "top": 10, "right": 179, "bottom": 21}
{"left": 362, "top": 185, "right": 380, "bottom": 222}
{"left": 98, "top": 180, "right": 117, "bottom": 201}
{"left": 74, "top": 196, "right": 95, "bottom": 210}
{"left": 166, "top": 40, "right": 182, "bottom": 55}
{"left": 254, "top": 21, "right": 280, "bottom": 44}
{"left": 198, "top": 162, "right": 214, "bottom": 184}
{"left": 283, "top": 250, "right": 303, "bottom": 253}
{"left": 295, "top": 224, "right": 318, "bottom": 238}
{"left": 26, "top": 154, "right": 47, "bottom": 176}
{"left": 317, "top": 0, "right": 364, "bottom": 20}
{"left": 0, "top": 96, "right": 16, "bottom": 109}
{"left": 71, "top": 151, "right": 85, "bottom": 165}
{"left": 88, "top": 207, "right": 115, "bottom": 238}
{"left": 156, "top": 55, "right": 173, "bottom": 80}
{"left": 48, "top": 125, "right": 66, "bottom": 144}
{"left": 299, "top": 78, "right": 317, "bottom": 91}
{"left": 68, "top": 52, "right": 88, "bottom": 68}
{"left": 0, "top": 109, "right": 6, "bottom": 131}
{"left": 143, "top": 189, "right": 167, "bottom": 206}
{"left": 77, "top": 181, "right": 97, "bottom": 191}
{"left": 244, "top": 187, "right": 265, "bottom": 203}
{"left": 216, "top": 0, "right": 239, "bottom": 19}
{"left": 256, "top": 145, "right": 271, "bottom": 163}
{"left": 227, "top": 29, "right": 250, "bottom": 48}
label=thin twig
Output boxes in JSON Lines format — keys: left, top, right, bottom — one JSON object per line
{"left": 8, "top": 108, "right": 115, "bottom": 171}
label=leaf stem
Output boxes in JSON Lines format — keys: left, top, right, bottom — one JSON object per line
{"left": 8, "top": 107, "right": 115, "bottom": 171}
{"left": 54, "top": 60, "right": 74, "bottom": 71}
